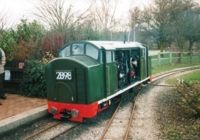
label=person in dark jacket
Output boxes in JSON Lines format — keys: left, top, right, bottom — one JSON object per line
{"left": 0, "top": 48, "right": 6, "bottom": 103}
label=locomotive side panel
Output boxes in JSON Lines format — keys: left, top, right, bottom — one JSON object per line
{"left": 104, "top": 62, "right": 118, "bottom": 96}
{"left": 139, "top": 48, "right": 146, "bottom": 80}
{"left": 87, "top": 64, "right": 105, "bottom": 103}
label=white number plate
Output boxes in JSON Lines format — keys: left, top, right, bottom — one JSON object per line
{"left": 56, "top": 71, "right": 72, "bottom": 80}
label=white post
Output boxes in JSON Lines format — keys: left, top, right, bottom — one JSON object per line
{"left": 158, "top": 53, "right": 160, "bottom": 65}
{"left": 128, "top": 30, "right": 130, "bottom": 42}
{"left": 169, "top": 52, "right": 172, "bottom": 64}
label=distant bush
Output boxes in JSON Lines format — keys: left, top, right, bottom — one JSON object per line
{"left": 20, "top": 60, "right": 47, "bottom": 98}
{"left": 41, "top": 51, "right": 55, "bottom": 64}
{"left": 176, "top": 81, "right": 200, "bottom": 117}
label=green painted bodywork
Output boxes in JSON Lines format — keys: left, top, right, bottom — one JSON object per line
{"left": 105, "top": 63, "right": 118, "bottom": 96}
{"left": 46, "top": 41, "right": 151, "bottom": 105}
{"left": 102, "top": 49, "right": 118, "bottom": 97}
{"left": 87, "top": 64, "right": 104, "bottom": 103}
{"left": 139, "top": 48, "right": 148, "bottom": 80}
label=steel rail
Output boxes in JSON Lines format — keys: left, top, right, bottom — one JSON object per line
{"left": 99, "top": 100, "right": 122, "bottom": 140}
{"left": 123, "top": 92, "right": 140, "bottom": 140}
{"left": 24, "top": 121, "right": 79, "bottom": 140}
{"left": 50, "top": 124, "right": 80, "bottom": 140}
{"left": 24, "top": 121, "right": 61, "bottom": 140}
{"left": 99, "top": 88, "right": 141, "bottom": 140}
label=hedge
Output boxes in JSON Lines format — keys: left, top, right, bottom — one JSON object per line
{"left": 20, "top": 60, "right": 47, "bottom": 98}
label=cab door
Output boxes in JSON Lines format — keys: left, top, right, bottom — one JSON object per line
{"left": 103, "top": 49, "right": 118, "bottom": 97}
{"left": 140, "top": 47, "right": 148, "bottom": 79}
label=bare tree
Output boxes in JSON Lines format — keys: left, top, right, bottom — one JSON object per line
{"left": 130, "top": 7, "right": 141, "bottom": 29}
{"left": 184, "top": 6, "right": 200, "bottom": 52}
{"left": 131, "top": 0, "right": 199, "bottom": 52}
{"left": 35, "top": 0, "right": 93, "bottom": 30}
{"left": 91, "top": 0, "right": 119, "bottom": 32}
{"left": 34, "top": 0, "right": 96, "bottom": 53}
{"left": 129, "top": 7, "right": 141, "bottom": 41}
{"left": 168, "top": 0, "right": 197, "bottom": 51}
{"left": 0, "top": 13, "right": 7, "bottom": 31}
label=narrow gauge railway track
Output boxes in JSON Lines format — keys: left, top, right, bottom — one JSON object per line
{"left": 123, "top": 93, "right": 140, "bottom": 140}
{"left": 99, "top": 89, "right": 141, "bottom": 140}
{"left": 24, "top": 121, "right": 61, "bottom": 140}
{"left": 99, "top": 65, "right": 200, "bottom": 140}
{"left": 23, "top": 120, "right": 79, "bottom": 140}
{"left": 99, "top": 99, "right": 122, "bottom": 140}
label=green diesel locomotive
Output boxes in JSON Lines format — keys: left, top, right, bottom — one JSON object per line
{"left": 46, "top": 41, "right": 151, "bottom": 122}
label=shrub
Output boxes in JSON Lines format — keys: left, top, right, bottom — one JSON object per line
{"left": 176, "top": 81, "right": 200, "bottom": 117}
{"left": 20, "top": 60, "right": 46, "bottom": 98}
{"left": 41, "top": 51, "right": 55, "bottom": 64}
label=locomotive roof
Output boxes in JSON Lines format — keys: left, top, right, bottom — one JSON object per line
{"left": 86, "top": 41, "right": 145, "bottom": 50}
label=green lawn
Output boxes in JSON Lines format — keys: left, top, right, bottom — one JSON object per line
{"left": 179, "top": 70, "right": 200, "bottom": 82}
{"left": 166, "top": 70, "right": 200, "bottom": 84}
{"left": 152, "top": 63, "right": 200, "bottom": 75}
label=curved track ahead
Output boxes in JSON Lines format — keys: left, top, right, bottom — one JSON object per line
{"left": 99, "top": 89, "right": 140, "bottom": 140}
{"left": 99, "top": 65, "right": 200, "bottom": 140}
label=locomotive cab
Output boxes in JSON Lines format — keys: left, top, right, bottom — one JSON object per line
{"left": 114, "top": 46, "right": 148, "bottom": 89}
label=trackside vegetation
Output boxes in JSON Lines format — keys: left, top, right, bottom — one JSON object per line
{"left": 157, "top": 70, "right": 200, "bottom": 140}
{"left": 173, "top": 70, "right": 200, "bottom": 117}
{"left": 20, "top": 60, "right": 46, "bottom": 98}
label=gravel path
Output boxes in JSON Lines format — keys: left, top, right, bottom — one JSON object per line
{"left": 129, "top": 83, "right": 164, "bottom": 140}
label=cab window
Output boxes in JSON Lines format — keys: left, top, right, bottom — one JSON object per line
{"left": 112, "top": 51, "right": 115, "bottom": 62}
{"left": 59, "top": 43, "right": 100, "bottom": 62}
{"left": 142, "top": 48, "right": 146, "bottom": 57}
{"left": 106, "top": 51, "right": 112, "bottom": 63}
{"left": 72, "top": 43, "right": 84, "bottom": 55}
{"left": 59, "top": 45, "right": 70, "bottom": 57}
{"left": 86, "top": 44, "right": 99, "bottom": 60}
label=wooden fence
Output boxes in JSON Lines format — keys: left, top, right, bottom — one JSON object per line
{"left": 150, "top": 52, "right": 200, "bottom": 67}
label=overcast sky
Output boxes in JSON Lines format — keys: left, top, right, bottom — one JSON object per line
{"left": 0, "top": 0, "right": 150, "bottom": 27}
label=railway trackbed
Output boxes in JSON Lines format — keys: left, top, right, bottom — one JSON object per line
{"left": 99, "top": 89, "right": 141, "bottom": 140}
{"left": 23, "top": 120, "right": 79, "bottom": 140}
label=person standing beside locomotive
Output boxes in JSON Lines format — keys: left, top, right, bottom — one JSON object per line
{"left": 130, "top": 56, "right": 138, "bottom": 80}
{"left": 0, "top": 48, "right": 6, "bottom": 104}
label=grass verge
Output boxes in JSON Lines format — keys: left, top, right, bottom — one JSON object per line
{"left": 166, "top": 70, "right": 200, "bottom": 84}
{"left": 156, "top": 91, "right": 200, "bottom": 140}
{"left": 152, "top": 63, "right": 200, "bottom": 75}
{"left": 156, "top": 71, "right": 200, "bottom": 140}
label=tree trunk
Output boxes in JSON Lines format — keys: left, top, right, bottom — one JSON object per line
{"left": 188, "top": 40, "right": 194, "bottom": 53}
